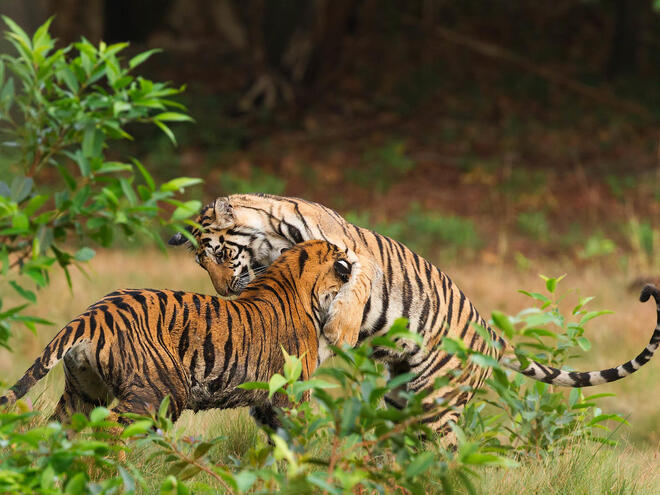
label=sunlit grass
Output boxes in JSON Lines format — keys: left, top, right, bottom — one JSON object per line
{"left": 457, "top": 441, "right": 660, "bottom": 495}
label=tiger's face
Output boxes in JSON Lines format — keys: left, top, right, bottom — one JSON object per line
{"left": 169, "top": 199, "right": 293, "bottom": 297}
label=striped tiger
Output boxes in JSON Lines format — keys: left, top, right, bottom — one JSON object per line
{"left": 169, "top": 194, "right": 660, "bottom": 443}
{"left": 0, "top": 240, "right": 358, "bottom": 431}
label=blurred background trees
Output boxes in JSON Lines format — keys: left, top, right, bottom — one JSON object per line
{"left": 2, "top": 0, "right": 659, "bottom": 266}
{"left": 7, "top": 0, "right": 660, "bottom": 110}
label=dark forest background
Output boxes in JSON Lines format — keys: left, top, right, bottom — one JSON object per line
{"left": 3, "top": 0, "right": 660, "bottom": 264}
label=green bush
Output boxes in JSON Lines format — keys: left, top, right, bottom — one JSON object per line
{"left": 463, "top": 275, "right": 626, "bottom": 455}
{"left": 0, "top": 280, "right": 625, "bottom": 494}
{"left": 0, "top": 407, "right": 130, "bottom": 494}
{"left": 0, "top": 16, "right": 201, "bottom": 349}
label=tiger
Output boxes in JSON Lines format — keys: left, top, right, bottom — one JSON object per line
{"left": 168, "top": 194, "right": 660, "bottom": 443}
{"left": 0, "top": 240, "right": 358, "bottom": 432}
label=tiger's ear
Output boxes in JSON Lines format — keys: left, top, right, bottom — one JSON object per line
{"left": 212, "top": 197, "right": 234, "bottom": 229}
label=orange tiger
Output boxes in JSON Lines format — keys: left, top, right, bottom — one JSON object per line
{"left": 0, "top": 241, "right": 357, "bottom": 431}
{"left": 169, "top": 194, "right": 660, "bottom": 443}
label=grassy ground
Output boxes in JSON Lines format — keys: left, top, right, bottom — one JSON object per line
{"left": 2, "top": 248, "right": 660, "bottom": 493}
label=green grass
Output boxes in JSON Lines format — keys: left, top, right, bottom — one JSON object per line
{"left": 459, "top": 441, "right": 659, "bottom": 495}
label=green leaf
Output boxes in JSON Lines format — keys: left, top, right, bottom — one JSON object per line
{"left": 579, "top": 310, "right": 612, "bottom": 326}
{"left": 160, "top": 177, "right": 203, "bottom": 193}
{"left": 405, "top": 452, "right": 434, "bottom": 478}
{"left": 237, "top": 381, "right": 269, "bottom": 391}
{"left": 522, "top": 328, "right": 557, "bottom": 339}
{"left": 386, "top": 372, "right": 416, "bottom": 390}
{"left": 193, "top": 441, "right": 215, "bottom": 459}
{"left": 31, "top": 17, "right": 53, "bottom": 52}
{"left": 2, "top": 16, "right": 32, "bottom": 52}
{"left": 234, "top": 471, "right": 257, "bottom": 493}
{"left": 97, "top": 161, "right": 132, "bottom": 174}
{"left": 102, "top": 187, "right": 119, "bottom": 206}
{"left": 10, "top": 175, "right": 33, "bottom": 202}
{"left": 23, "top": 267, "right": 46, "bottom": 287}
{"left": 518, "top": 290, "right": 551, "bottom": 304}
{"left": 441, "top": 337, "right": 468, "bottom": 357}
{"left": 58, "top": 65, "right": 79, "bottom": 93}
{"left": 121, "top": 419, "right": 153, "bottom": 438}
{"left": 572, "top": 296, "right": 595, "bottom": 315}
{"left": 469, "top": 353, "right": 499, "bottom": 368}
{"left": 1, "top": 246, "right": 8, "bottom": 275}
{"left": 283, "top": 352, "right": 303, "bottom": 381}
{"left": 23, "top": 194, "right": 48, "bottom": 216}
{"left": 133, "top": 159, "right": 155, "bottom": 191}
{"left": 0, "top": 78, "right": 14, "bottom": 108}
{"left": 268, "top": 373, "right": 287, "bottom": 398}
{"left": 158, "top": 395, "right": 171, "bottom": 419}
{"left": 9, "top": 281, "right": 36, "bottom": 303}
{"left": 576, "top": 336, "right": 591, "bottom": 351}
{"left": 119, "top": 177, "right": 137, "bottom": 206}
{"left": 340, "top": 397, "right": 362, "bottom": 435}
{"left": 171, "top": 200, "right": 201, "bottom": 221}
{"left": 129, "top": 48, "right": 161, "bottom": 69}
{"left": 56, "top": 164, "right": 77, "bottom": 191}
{"left": 154, "top": 119, "right": 176, "bottom": 145}
{"left": 491, "top": 311, "right": 514, "bottom": 339}
{"left": 154, "top": 112, "right": 194, "bottom": 122}
{"left": 74, "top": 247, "right": 96, "bottom": 262}
{"left": 291, "top": 379, "right": 339, "bottom": 398}
{"left": 40, "top": 464, "right": 56, "bottom": 491}
{"left": 82, "top": 126, "right": 104, "bottom": 158}
{"left": 12, "top": 212, "right": 29, "bottom": 231}
{"left": 118, "top": 465, "right": 135, "bottom": 493}
{"left": 90, "top": 406, "right": 110, "bottom": 424}
{"left": 64, "top": 472, "right": 87, "bottom": 494}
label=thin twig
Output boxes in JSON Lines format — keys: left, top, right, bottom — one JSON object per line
{"left": 167, "top": 439, "right": 236, "bottom": 494}
{"left": 322, "top": 434, "right": 341, "bottom": 495}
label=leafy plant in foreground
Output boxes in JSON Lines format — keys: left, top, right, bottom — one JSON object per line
{"left": 463, "top": 275, "right": 627, "bottom": 455}
{"left": 0, "top": 16, "right": 201, "bottom": 349}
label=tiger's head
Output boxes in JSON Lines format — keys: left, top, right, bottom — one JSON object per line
{"left": 168, "top": 197, "right": 294, "bottom": 297}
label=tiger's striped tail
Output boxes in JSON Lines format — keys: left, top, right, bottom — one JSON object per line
{"left": 501, "top": 284, "right": 660, "bottom": 387}
{"left": 0, "top": 319, "right": 88, "bottom": 407}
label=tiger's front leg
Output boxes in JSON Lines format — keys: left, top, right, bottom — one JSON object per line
{"left": 322, "top": 255, "right": 375, "bottom": 348}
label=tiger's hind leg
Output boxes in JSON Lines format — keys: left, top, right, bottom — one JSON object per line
{"left": 105, "top": 390, "right": 189, "bottom": 463}
{"left": 406, "top": 353, "right": 494, "bottom": 449}
{"left": 250, "top": 403, "right": 281, "bottom": 446}
{"left": 250, "top": 403, "right": 280, "bottom": 432}
{"left": 51, "top": 342, "right": 114, "bottom": 423}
